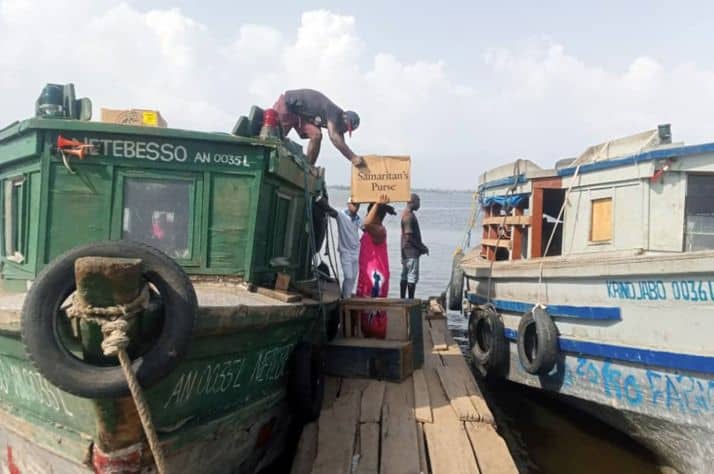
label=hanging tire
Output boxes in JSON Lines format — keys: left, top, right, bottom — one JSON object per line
{"left": 516, "top": 307, "right": 559, "bottom": 375}
{"left": 468, "top": 306, "right": 508, "bottom": 376}
{"left": 21, "top": 241, "right": 198, "bottom": 399}
{"left": 447, "top": 249, "right": 465, "bottom": 311}
{"left": 288, "top": 342, "right": 325, "bottom": 424}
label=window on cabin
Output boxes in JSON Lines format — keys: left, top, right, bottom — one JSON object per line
{"left": 590, "top": 198, "right": 612, "bottom": 242}
{"left": 685, "top": 175, "right": 714, "bottom": 251}
{"left": 122, "top": 179, "right": 192, "bottom": 259}
{"left": 272, "top": 193, "right": 296, "bottom": 258}
{"left": 3, "top": 177, "right": 27, "bottom": 263}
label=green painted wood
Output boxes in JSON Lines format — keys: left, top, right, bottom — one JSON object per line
{"left": 208, "top": 174, "right": 254, "bottom": 271}
{"left": 0, "top": 113, "right": 330, "bottom": 469}
{"left": 0, "top": 134, "right": 38, "bottom": 164}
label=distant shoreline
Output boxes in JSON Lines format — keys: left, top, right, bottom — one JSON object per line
{"left": 327, "top": 184, "right": 474, "bottom": 194}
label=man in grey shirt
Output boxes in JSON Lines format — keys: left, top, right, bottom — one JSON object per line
{"left": 320, "top": 197, "right": 363, "bottom": 298}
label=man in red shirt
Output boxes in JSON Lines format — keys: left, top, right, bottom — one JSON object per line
{"left": 273, "top": 89, "right": 364, "bottom": 166}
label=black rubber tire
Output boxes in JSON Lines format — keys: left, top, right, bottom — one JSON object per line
{"left": 468, "top": 307, "right": 508, "bottom": 376}
{"left": 516, "top": 307, "right": 559, "bottom": 375}
{"left": 288, "top": 342, "right": 325, "bottom": 424}
{"left": 447, "top": 250, "right": 465, "bottom": 311}
{"left": 21, "top": 241, "right": 198, "bottom": 399}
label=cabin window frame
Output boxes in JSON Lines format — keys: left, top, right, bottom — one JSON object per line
{"left": 272, "top": 191, "right": 298, "bottom": 261}
{"left": 589, "top": 196, "right": 614, "bottom": 244}
{"left": 684, "top": 173, "right": 714, "bottom": 252}
{"left": 2, "top": 175, "right": 28, "bottom": 264}
{"left": 112, "top": 170, "right": 203, "bottom": 267}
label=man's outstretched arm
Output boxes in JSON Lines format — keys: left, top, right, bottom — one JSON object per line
{"left": 327, "top": 121, "right": 363, "bottom": 166}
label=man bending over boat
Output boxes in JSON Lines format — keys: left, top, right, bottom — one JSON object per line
{"left": 400, "top": 193, "right": 429, "bottom": 299}
{"left": 273, "top": 89, "right": 364, "bottom": 167}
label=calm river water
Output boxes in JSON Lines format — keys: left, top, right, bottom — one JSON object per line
{"left": 325, "top": 187, "right": 661, "bottom": 473}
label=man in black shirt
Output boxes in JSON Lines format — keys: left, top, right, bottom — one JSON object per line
{"left": 273, "top": 89, "right": 364, "bottom": 166}
{"left": 400, "top": 193, "right": 429, "bottom": 299}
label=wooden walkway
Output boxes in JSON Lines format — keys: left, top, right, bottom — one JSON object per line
{"left": 291, "top": 313, "right": 517, "bottom": 474}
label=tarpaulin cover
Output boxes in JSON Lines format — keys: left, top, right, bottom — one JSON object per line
{"left": 480, "top": 193, "right": 529, "bottom": 209}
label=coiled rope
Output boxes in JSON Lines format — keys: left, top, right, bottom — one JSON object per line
{"left": 67, "top": 287, "right": 168, "bottom": 474}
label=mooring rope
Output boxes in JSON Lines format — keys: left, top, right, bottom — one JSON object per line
{"left": 67, "top": 287, "right": 168, "bottom": 474}
{"left": 536, "top": 163, "right": 582, "bottom": 305}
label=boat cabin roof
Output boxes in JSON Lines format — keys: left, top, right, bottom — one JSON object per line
{"left": 470, "top": 125, "right": 714, "bottom": 263}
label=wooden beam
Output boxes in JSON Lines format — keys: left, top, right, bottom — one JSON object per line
{"left": 530, "top": 186, "right": 544, "bottom": 259}
{"left": 480, "top": 239, "right": 512, "bottom": 249}
{"left": 532, "top": 176, "right": 562, "bottom": 189}
{"left": 511, "top": 208, "right": 524, "bottom": 260}
{"left": 482, "top": 215, "right": 531, "bottom": 226}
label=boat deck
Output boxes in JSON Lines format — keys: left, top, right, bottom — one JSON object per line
{"left": 290, "top": 311, "right": 517, "bottom": 474}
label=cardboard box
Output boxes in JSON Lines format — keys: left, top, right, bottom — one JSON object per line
{"left": 100, "top": 108, "right": 167, "bottom": 128}
{"left": 350, "top": 155, "right": 411, "bottom": 203}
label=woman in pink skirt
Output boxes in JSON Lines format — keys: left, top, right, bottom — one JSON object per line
{"left": 356, "top": 194, "right": 396, "bottom": 338}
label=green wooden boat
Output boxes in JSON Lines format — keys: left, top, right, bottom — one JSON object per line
{"left": 0, "top": 84, "right": 336, "bottom": 473}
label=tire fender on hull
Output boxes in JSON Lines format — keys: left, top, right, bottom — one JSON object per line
{"left": 516, "top": 306, "right": 559, "bottom": 375}
{"left": 468, "top": 305, "right": 508, "bottom": 377}
{"left": 21, "top": 241, "right": 198, "bottom": 399}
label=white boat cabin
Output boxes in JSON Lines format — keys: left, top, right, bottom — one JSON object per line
{"left": 476, "top": 125, "right": 714, "bottom": 261}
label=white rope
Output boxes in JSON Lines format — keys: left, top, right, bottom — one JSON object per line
{"left": 536, "top": 163, "right": 582, "bottom": 305}
{"left": 68, "top": 286, "right": 168, "bottom": 474}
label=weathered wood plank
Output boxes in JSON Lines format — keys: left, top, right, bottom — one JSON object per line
{"left": 480, "top": 238, "right": 512, "bottom": 249}
{"left": 341, "top": 378, "right": 371, "bottom": 396}
{"left": 356, "top": 422, "right": 380, "bottom": 474}
{"left": 440, "top": 330, "right": 495, "bottom": 425}
{"left": 323, "top": 377, "right": 341, "bottom": 411}
{"left": 380, "top": 380, "right": 421, "bottom": 474}
{"left": 422, "top": 366, "right": 481, "bottom": 474}
{"left": 464, "top": 422, "right": 518, "bottom": 474}
{"left": 429, "top": 323, "right": 448, "bottom": 351}
{"left": 482, "top": 215, "right": 531, "bottom": 226}
{"left": 360, "top": 381, "right": 386, "bottom": 423}
{"left": 255, "top": 286, "right": 302, "bottom": 302}
{"left": 416, "top": 422, "right": 429, "bottom": 474}
{"left": 290, "top": 422, "right": 318, "bottom": 474}
{"left": 312, "top": 391, "right": 360, "bottom": 474}
{"left": 436, "top": 365, "right": 481, "bottom": 422}
{"left": 412, "top": 369, "right": 432, "bottom": 423}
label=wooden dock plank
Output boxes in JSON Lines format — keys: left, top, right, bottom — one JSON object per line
{"left": 464, "top": 422, "right": 518, "bottom": 474}
{"left": 412, "top": 369, "right": 433, "bottom": 423}
{"left": 430, "top": 322, "right": 448, "bottom": 351}
{"left": 360, "top": 381, "right": 386, "bottom": 423}
{"left": 436, "top": 365, "right": 481, "bottom": 422}
{"left": 356, "top": 422, "right": 380, "bottom": 474}
{"left": 380, "top": 380, "right": 421, "bottom": 474}
{"left": 422, "top": 366, "right": 481, "bottom": 474}
{"left": 290, "top": 422, "right": 318, "bottom": 474}
{"left": 439, "top": 328, "right": 495, "bottom": 424}
{"left": 312, "top": 390, "right": 360, "bottom": 474}
{"left": 341, "top": 378, "right": 371, "bottom": 396}
{"left": 323, "top": 377, "right": 342, "bottom": 411}
{"left": 416, "top": 422, "right": 429, "bottom": 474}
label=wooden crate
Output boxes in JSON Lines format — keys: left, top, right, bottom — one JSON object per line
{"left": 324, "top": 338, "right": 414, "bottom": 382}
{"left": 337, "top": 298, "right": 424, "bottom": 370}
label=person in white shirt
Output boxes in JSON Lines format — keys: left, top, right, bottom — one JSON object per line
{"left": 319, "top": 196, "right": 362, "bottom": 298}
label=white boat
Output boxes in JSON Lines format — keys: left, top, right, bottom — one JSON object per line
{"left": 457, "top": 125, "right": 714, "bottom": 473}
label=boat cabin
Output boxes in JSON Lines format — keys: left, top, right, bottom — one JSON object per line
{"left": 0, "top": 86, "right": 324, "bottom": 292}
{"left": 476, "top": 125, "right": 714, "bottom": 261}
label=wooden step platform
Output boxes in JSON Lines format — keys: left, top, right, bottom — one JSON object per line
{"left": 291, "top": 314, "right": 517, "bottom": 474}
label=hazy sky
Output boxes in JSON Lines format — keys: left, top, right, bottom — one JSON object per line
{"left": 2, "top": 0, "right": 713, "bottom": 189}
